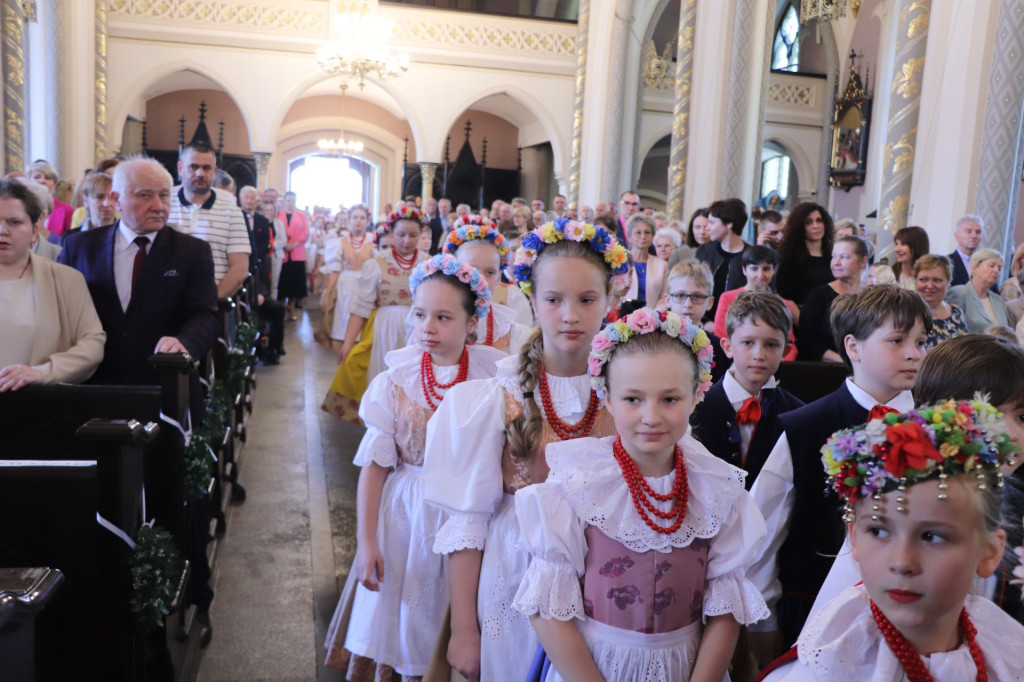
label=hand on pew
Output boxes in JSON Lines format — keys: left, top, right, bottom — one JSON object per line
{"left": 0, "top": 363, "right": 44, "bottom": 391}
{"left": 154, "top": 336, "right": 188, "bottom": 354}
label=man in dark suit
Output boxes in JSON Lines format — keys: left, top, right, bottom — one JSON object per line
{"left": 424, "top": 196, "right": 444, "bottom": 254}
{"left": 948, "top": 214, "right": 983, "bottom": 286}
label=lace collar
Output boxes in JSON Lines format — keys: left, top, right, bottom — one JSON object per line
{"left": 494, "top": 354, "right": 597, "bottom": 418}
{"left": 545, "top": 435, "right": 747, "bottom": 553}
{"left": 385, "top": 345, "right": 508, "bottom": 411}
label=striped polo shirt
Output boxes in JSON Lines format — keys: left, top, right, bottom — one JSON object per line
{"left": 168, "top": 187, "right": 251, "bottom": 283}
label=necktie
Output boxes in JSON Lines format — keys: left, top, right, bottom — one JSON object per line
{"left": 131, "top": 236, "right": 149, "bottom": 294}
{"left": 735, "top": 396, "right": 762, "bottom": 425}
{"left": 868, "top": 404, "right": 899, "bottom": 422}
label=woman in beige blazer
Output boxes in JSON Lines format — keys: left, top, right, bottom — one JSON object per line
{"left": 0, "top": 179, "right": 105, "bottom": 391}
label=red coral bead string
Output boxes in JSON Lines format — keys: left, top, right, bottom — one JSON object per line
{"left": 613, "top": 437, "right": 688, "bottom": 535}
{"left": 392, "top": 247, "right": 417, "bottom": 271}
{"left": 349, "top": 233, "right": 367, "bottom": 250}
{"left": 421, "top": 349, "right": 470, "bottom": 410}
{"left": 871, "top": 600, "right": 987, "bottom": 682}
{"left": 536, "top": 362, "right": 600, "bottom": 440}
{"left": 484, "top": 309, "right": 495, "bottom": 346}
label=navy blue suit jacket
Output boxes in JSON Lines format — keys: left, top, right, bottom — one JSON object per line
{"left": 59, "top": 223, "right": 219, "bottom": 386}
{"left": 948, "top": 250, "right": 970, "bottom": 287}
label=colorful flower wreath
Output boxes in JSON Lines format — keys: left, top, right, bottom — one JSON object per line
{"left": 376, "top": 206, "right": 427, "bottom": 239}
{"left": 588, "top": 308, "right": 714, "bottom": 402}
{"left": 821, "top": 398, "right": 1019, "bottom": 507}
{"left": 442, "top": 215, "right": 511, "bottom": 268}
{"left": 409, "top": 253, "right": 491, "bottom": 319}
{"left": 512, "top": 218, "right": 630, "bottom": 297}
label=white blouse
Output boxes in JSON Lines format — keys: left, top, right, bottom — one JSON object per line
{"left": 0, "top": 274, "right": 37, "bottom": 369}
{"left": 512, "top": 435, "right": 770, "bottom": 626}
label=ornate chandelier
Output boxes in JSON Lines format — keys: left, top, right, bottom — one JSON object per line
{"left": 318, "top": 84, "right": 365, "bottom": 154}
{"left": 800, "top": 0, "right": 861, "bottom": 22}
{"left": 316, "top": 0, "right": 410, "bottom": 90}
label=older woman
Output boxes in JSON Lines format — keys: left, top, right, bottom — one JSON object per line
{"left": 796, "top": 235, "right": 869, "bottom": 362}
{"left": 946, "top": 248, "right": 1010, "bottom": 333}
{"left": 0, "top": 179, "right": 105, "bottom": 391}
{"left": 624, "top": 213, "right": 667, "bottom": 304}
{"left": 914, "top": 254, "right": 967, "bottom": 348}
{"left": 653, "top": 226, "right": 684, "bottom": 261}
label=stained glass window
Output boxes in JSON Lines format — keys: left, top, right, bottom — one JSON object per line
{"left": 772, "top": 4, "right": 800, "bottom": 72}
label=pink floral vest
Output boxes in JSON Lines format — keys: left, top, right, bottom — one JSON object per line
{"left": 392, "top": 383, "right": 432, "bottom": 467}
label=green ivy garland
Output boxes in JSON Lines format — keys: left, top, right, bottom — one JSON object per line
{"left": 129, "top": 524, "right": 180, "bottom": 634}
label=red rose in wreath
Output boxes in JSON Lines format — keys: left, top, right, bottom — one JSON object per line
{"left": 882, "top": 422, "right": 942, "bottom": 478}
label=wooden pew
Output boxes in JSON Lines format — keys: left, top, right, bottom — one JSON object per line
{"left": 0, "top": 567, "right": 65, "bottom": 681}
{"left": 776, "top": 360, "right": 851, "bottom": 404}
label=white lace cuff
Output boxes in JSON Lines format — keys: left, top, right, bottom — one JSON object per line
{"left": 432, "top": 510, "right": 490, "bottom": 554}
{"left": 352, "top": 426, "right": 398, "bottom": 468}
{"left": 512, "top": 557, "right": 584, "bottom": 622}
{"left": 703, "top": 570, "right": 770, "bottom": 626}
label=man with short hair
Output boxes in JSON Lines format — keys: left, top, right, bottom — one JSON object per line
{"left": 949, "top": 215, "right": 983, "bottom": 286}
{"left": 169, "top": 143, "right": 251, "bottom": 298}
{"left": 497, "top": 202, "right": 514, "bottom": 232}
{"left": 531, "top": 198, "right": 545, "bottom": 213}
{"left": 239, "top": 186, "right": 284, "bottom": 364}
{"left": 552, "top": 194, "right": 567, "bottom": 217}
{"left": 756, "top": 210, "right": 784, "bottom": 249}
{"left": 618, "top": 190, "right": 641, "bottom": 245}
{"left": 214, "top": 169, "right": 236, "bottom": 196}
{"left": 456, "top": 203, "right": 471, "bottom": 217}
{"left": 510, "top": 196, "right": 527, "bottom": 209}
{"left": 424, "top": 196, "right": 445, "bottom": 254}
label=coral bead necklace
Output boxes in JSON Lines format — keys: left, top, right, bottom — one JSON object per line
{"left": 420, "top": 349, "right": 470, "bottom": 410}
{"left": 870, "top": 600, "right": 987, "bottom": 682}
{"left": 612, "top": 437, "right": 689, "bottom": 535}
{"left": 536, "top": 362, "right": 600, "bottom": 440}
{"left": 392, "top": 247, "right": 417, "bottom": 271}
{"left": 483, "top": 309, "right": 495, "bottom": 346}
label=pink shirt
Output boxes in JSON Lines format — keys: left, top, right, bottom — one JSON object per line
{"left": 713, "top": 287, "right": 799, "bottom": 361}
{"left": 277, "top": 210, "right": 309, "bottom": 262}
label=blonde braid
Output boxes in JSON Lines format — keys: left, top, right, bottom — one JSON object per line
{"left": 505, "top": 327, "right": 545, "bottom": 461}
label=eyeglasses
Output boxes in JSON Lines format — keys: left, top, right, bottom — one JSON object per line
{"left": 668, "top": 292, "right": 709, "bottom": 303}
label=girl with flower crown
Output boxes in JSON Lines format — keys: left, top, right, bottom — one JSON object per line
{"left": 422, "top": 219, "right": 631, "bottom": 682}
{"left": 323, "top": 207, "right": 430, "bottom": 422}
{"left": 324, "top": 204, "right": 375, "bottom": 348}
{"left": 512, "top": 308, "right": 770, "bottom": 681}
{"left": 441, "top": 215, "right": 531, "bottom": 351}
{"left": 325, "top": 255, "right": 507, "bottom": 680}
{"left": 760, "top": 398, "right": 1024, "bottom": 681}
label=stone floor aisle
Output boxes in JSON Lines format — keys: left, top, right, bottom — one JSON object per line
{"left": 197, "top": 307, "right": 362, "bottom": 682}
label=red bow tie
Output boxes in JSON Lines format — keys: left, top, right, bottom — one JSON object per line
{"left": 736, "top": 396, "right": 762, "bottom": 426}
{"left": 868, "top": 404, "right": 899, "bottom": 422}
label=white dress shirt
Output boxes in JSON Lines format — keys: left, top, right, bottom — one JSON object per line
{"left": 746, "top": 378, "right": 915, "bottom": 631}
{"left": 722, "top": 369, "right": 778, "bottom": 462}
{"left": 114, "top": 223, "right": 156, "bottom": 312}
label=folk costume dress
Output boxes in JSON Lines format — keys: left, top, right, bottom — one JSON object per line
{"left": 325, "top": 344, "right": 508, "bottom": 679}
{"left": 331, "top": 231, "right": 375, "bottom": 342}
{"left": 495, "top": 280, "right": 534, "bottom": 326}
{"left": 422, "top": 355, "right": 617, "bottom": 682}
{"left": 322, "top": 249, "right": 428, "bottom": 422}
{"left": 513, "top": 435, "right": 770, "bottom": 682}
{"left": 761, "top": 585, "right": 1024, "bottom": 681}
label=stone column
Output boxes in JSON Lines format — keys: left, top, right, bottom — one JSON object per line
{"left": 667, "top": 0, "right": 697, "bottom": 221}
{"left": 2, "top": 0, "right": 27, "bottom": 172}
{"left": 253, "top": 151, "right": 272, "bottom": 190}
{"left": 567, "top": 0, "right": 589, "bottom": 209}
{"left": 876, "top": 0, "right": 930, "bottom": 253}
{"left": 94, "top": 0, "right": 108, "bottom": 161}
{"left": 419, "top": 162, "right": 437, "bottom": 201}
{"left": 719, "top": 0, "right": 762, "bottom": 199}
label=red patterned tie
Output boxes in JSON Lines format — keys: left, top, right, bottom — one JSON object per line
{"left": 131, "top": 236, "right": 149, "bottom": 295}
{"left": 736, "top": 396, "right": 762, "bottom": 426}
{"left": 868, "top": 404, "right": 899, "bottom": 422}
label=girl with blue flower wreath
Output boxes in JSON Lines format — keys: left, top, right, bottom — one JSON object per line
{"left": 441, "top": 215, "right": 532, "bottom": 351}
{"left": 512, "top": 307, "right": 770, "bottom": 681}
{"left": 323, "top": 207, "right": 430, "bottom": 423}
{"left": 325, "top": 254, "right": 507, "bottom": 680}
{"left": 422, "top": 219, "right": 631, "bottom": 682}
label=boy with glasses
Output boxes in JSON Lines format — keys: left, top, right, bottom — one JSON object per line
{"left": 665, "top": 260, "right": 730, "bottom": 382}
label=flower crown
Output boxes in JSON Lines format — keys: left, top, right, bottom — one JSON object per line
{"left": 442, "top": 216, "right": 511, "bottom": 268}
{"left": 822, "top": 398, "right": 1019, "bottom": 514}
{"left": 408, "top": 253, "right": 491, "bottom": 319}
{"left": 378, "top": 206, "right": 427, "bottom": 238}
{"left": 588, "top": 308, "right": 714, "bottom": 402}
{"left": 512, "top": 219, "right": 630, "bottom": 297}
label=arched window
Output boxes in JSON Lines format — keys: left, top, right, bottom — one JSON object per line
{"left": 772, "top": 3, "right": 800, "bottom": 72}
{"left": 289, "top": 155, "right": 365, "bottom": 212}
{"left": 760, "top": 143, "right": 792, "bottom": 203}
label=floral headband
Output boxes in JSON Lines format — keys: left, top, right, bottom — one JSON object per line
{"left": 588, "top": 308, "right": 714, "bottom": 402}
{"left": 442, "top": 216, "right": 511, "bottom": 268}
{"left": 379, "top": 206, "right": 427, "bottom": 238}
{"left": 822, "top": 398, "right": 1019, "bottom": 517}
{"left": 512, "top": 219, "right": 630, "bottom": 297}
{"left": 408, "top": 253, "right": 491, "bottom": 319}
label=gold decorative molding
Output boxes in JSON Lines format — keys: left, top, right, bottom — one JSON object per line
{"left": 109, "top": 0, "right": 322, "bottom": 32}
{"left": 2, "top": 0, "right": 26, "bottom": 172}
{"left": 252, "top": 151, "right": 271, "bottom": 189}
{"left": 906, "top": 0, "right": 929, "bottom": 38}
{"left": 879, "top": 195, "right": 909, "bottom": 234}
{"left": 419, "top": 161, "right": 436, "bottom": 201}
{"left": 667, "top": 0, "right": 697, "bottom": 221}
{"left": 891, "top": 57, "right": 924, "bottom": 98}
{"left": 567, "top": 0, "right": 588, "bottom": 208}
{"left": 95, "top": 0, "right": 108, "bottom": 161}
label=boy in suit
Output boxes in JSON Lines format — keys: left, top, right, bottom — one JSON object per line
{"left": 691, "top": 292, "right": 803, "bottom": 488}
{"left": 746, "top": 285, "right": 931, "bottom": 664}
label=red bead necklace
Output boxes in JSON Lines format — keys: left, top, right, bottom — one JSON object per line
{"left": 420, "top": 349, "right": 470, "bottom": 410}
{"left": 612, "top": 437, "right": 689, "bottom": 535}
{"left": 349, "top": 232, "right": 368, "bottom": 250}
{"left": 536, "top": 362, "right": 600, "bottom": 440}
{"left": 870, "top": 600, "right": 987, "bottom": 682}
{"left": 483, "top": 309, "right": 495, "bottom": 346}
{"left": 392, "top": 247, "right": 417, "bottom": 271}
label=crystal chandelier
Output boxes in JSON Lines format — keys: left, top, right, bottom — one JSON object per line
{"left": 800, "top": 0, "right": 861, "bottom": 22}
{"left": 316, "top": 0, "right": 410, "bottom": 90}
{"left": 318, "top": 84, "right": 365, "bottom": 154}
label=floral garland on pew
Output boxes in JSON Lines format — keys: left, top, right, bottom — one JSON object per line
{"left": 129, "top": 523, "right": 180, "bottom": 634}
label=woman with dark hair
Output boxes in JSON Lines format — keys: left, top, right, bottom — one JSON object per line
{"left": 686, "top": 207, "right": 710, "bottom": 248}
{"left": 775, "top": 202, "right": 835, "bottom": 306}
{"left": 891, "top": 225, "right": 930, "bottom": 289}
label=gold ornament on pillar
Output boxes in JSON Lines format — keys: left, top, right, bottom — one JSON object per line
{"left": 801, "top": 0, "right": 860, "bottom": 21}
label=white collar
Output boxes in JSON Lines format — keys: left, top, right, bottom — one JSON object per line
{"left": 117, "top": 222, "right": 156, "bottom": 249}
{"left": 722, "top": 369, "right": 778, "bottom": 406}
{"left": 844, "top": 377, "right": 914, "bottom": 412}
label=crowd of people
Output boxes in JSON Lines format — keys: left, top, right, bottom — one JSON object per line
{"left": 6, "top": 151, "right": 1024, "bottom": 680}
